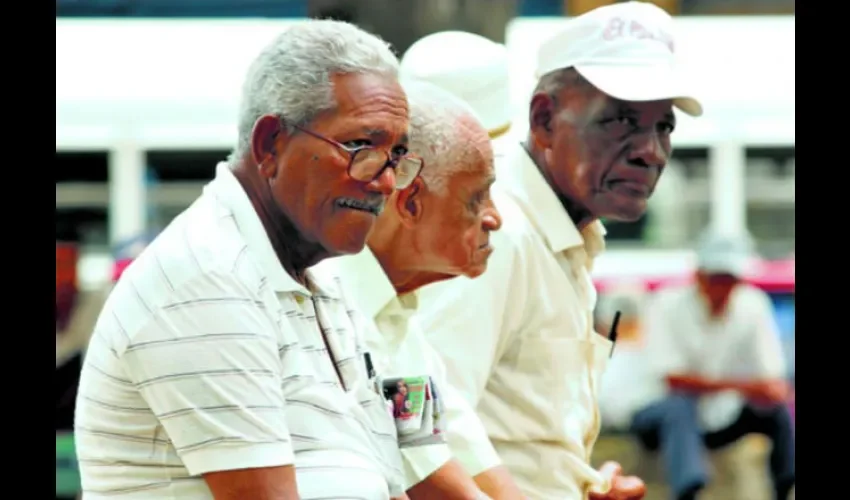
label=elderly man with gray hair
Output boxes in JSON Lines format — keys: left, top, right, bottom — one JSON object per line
{"left": 75, "top": 20, "right": 422, "bottom": 499}
{"left": 316, "top": 81, "right": 524, "bottom": 500}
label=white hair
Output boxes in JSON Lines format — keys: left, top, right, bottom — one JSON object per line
{"left": 233, "top": 20, "right": 400, "bottom": 159}
{"left": 403, "top": 80, "right": 491, "bottom": 195}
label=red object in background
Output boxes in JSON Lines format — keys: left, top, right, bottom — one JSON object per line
{"left": 56, "top": 242, "right": 78, "bottom": 290}
{"left": 112, "top": 258, "right": 134, "bottom": 283}
{"left": 594, "top": 258, "right": 795, "bottom": 295}
{"left": 56, "top": 242, "right": 79, "bottom": 332}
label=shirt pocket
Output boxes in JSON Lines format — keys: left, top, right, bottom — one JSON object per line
{"left": 353, "top": 382, "right": 406, "bottom": 496}
{"left": 513, "top": 337, "right": 596, "bottom": 441}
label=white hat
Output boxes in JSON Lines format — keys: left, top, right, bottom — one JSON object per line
{"left": 400, "top": 31, "right": 512, "bottom": 137}
{"left": 536, "top": 1, "right": 702, "bottom": 117}
{"left": 696, "top": 232, "right": 755, "bottom": 277}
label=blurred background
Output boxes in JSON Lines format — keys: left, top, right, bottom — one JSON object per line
{"left": 56, "top": 1, "right": 794, "bottom": 498}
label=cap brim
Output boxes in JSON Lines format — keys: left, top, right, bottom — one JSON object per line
{"left": 575, "top": 64, "right": 703, "bottom": 117}
{"left": 698, "top": 256, "right": 748, "bottom": 278}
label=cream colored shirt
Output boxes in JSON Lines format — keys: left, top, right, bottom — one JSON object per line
{"left": 416, "top": 143, "right": 613, "bottom": 499}
{"left": 316, "top": 248, "right": 502, "bottom": 488}
{"left": 639, "top": 283, "right": 787, "bottom": 431}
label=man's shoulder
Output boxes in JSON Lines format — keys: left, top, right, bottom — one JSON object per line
{"left": 489, "top": 187, "right": 549, "bottom": 261}
{"left": 731, "top": 283, "right": 773, "bottom": 310}
{"left": 103, "top": 198, "right": 266, "bottom": 335}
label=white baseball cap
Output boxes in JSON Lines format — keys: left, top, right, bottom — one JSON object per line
{"left": 536, "top": 1, "right": 702, "bottom": 117}
{"left": 401, "top": 31, "right": 512, "bottom": 137}
{"left": 696, "top": 232, "right": 755, "bottom": 277}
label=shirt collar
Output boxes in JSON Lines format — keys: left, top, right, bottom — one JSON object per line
{"left": 330, "top": 247, "right": 418, "bottom": 322}
{"left": 204, "top": 162, "right": 309, "bottom": 295}
{"left": 497, "top": 142, "right": 607, "bottom": 259}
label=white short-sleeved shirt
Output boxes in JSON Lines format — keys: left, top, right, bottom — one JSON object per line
{"left": 316, "top": 249, "right": 502, "bottom": 488}
{"left": 639, "top": 283, "right": 787, "bottom": 431}
{"left": 74, "top": 164, "right": 405, "bottom": 499}
{"left": 415, "top": 143, "right": 613, "bottom": 499}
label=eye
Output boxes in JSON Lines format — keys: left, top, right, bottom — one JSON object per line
{"left": 343, "top": 139, "right": 372, "bottom": 148}
{"left": 600, "top": 115, "right": 638, "bottom": 134}
{"left": 468, "top": 190, "right": 489, "bottom": 211}
{"left": 615, "top": 116, "right": 638, "bottom": 127}
{"left": 391, "top": 145, "right": 409, "bottom": 157}
{"left": 658, "top": 121, "right": 676, "bottom": 134}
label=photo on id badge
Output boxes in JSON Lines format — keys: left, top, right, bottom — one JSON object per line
{"left": 383, "top": 377, "right": 426, "bottom": 433}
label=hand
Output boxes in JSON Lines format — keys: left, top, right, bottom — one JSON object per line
{"left": 743, "top": 380, "right": 790, "bottom": 405}
{"left": 589, "top": 462, "right": 646, "bottom": 500}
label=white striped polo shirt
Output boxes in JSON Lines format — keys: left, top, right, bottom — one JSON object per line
{"left": 75, "top": 163, "right": 405, "bottom": 499}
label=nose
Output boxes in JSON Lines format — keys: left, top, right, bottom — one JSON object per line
{"left": 365, "top": 166, "right": 396, "bottom": 197}
{"left": 481, "top": 201, "right": 502, "bottom": 232}
{"left": 628, "top": 131, "right": 668, "bottom": 168}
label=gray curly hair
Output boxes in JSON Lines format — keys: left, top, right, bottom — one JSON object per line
{"left": 403, "top": 80, "right": 490, "bottom": 195}
{"left": 232, "top": 20, "right": 400, "bottom": 160}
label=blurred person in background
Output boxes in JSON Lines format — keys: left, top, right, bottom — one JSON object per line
{"left": 74, "top": 20, "right": 420, "bottom": 500}
{"left": 400, "top": 31, "right": 513, "bottom": 153}
{"left": 630, "top": 232, "right": 794, "bottom": 500}
{"left": 317, "top": 81, "right": 523, "bottom": 500}
{"left": 414, "top": 2, "right": 701, "bottom": 498}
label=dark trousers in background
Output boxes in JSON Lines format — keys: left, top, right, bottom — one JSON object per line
{"left": 630, "top": 393, "right": 795, "bottom": 500}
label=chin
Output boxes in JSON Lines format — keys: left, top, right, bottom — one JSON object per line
{"left": 461, "top": 262, "right": 489, "bottom": 279}
{"left": 605, "top": 201, "right": 648, "bottom": 222}
{"left": 322, "top": 219, "right": 373, "bottom": 256}
{"left": 324, "top": 232, "right": 369, "bottom": 256}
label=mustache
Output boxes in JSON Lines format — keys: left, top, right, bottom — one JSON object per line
{"left": 335, "top": 196, "right": 385, "bottom": 215}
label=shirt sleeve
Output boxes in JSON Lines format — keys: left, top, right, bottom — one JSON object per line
{"left": 400, "top": 444, "right": 454, "bottom": 488}
{"left": 440, "top": 382, "right": 502, "bottom": 476}
{"left": 745, "top": 288, "right": 787, "bottom": 379}
{"left": 119, "top": 270, "right": 294, "bottom": 476}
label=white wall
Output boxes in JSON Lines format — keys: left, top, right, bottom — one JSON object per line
{"left": 56, "top": 19, "right": 305, "bottom": 150}
{"left": 57, "top": 16, "right": 794, "bottom": 150}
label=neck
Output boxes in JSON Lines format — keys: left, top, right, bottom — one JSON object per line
{"left": 231, "top": 159, "right": 328, "bottom": 285}
{"left": 522, "top": 136, "right": 596, "bottom": 230}
{"left": 367, "top": 217, "right": 454, "bottom": 296}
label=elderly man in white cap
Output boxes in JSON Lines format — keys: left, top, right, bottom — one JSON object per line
{"left": 400, "top": 31, "right": 514, "bottom": 151}
{"left": 317, "top": 81, "right": 524, "bottom": 500}
{"left": 415, "top": 2, "right": 702, "bottom": 499}
{"left": 631, "top": 232, "right": 794, "bottom": 500}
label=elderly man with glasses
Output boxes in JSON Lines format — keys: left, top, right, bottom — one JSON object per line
{"left": 317, "top": 81, "right": 524, "bottom": 500}
{"left": 75, "top": 21, "right": 423, "bottom": 500}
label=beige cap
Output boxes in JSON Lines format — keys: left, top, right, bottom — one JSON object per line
{"left": 696, "top": 232, "right": 755, "bottom": 277}
{"left": 536, "top": 1, "right": 702, "bottom": 116}
{"left": 401, "top": 31, "right": 512, "bottom": 138}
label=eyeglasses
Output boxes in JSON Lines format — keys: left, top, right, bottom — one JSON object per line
{"left": 289, "top": 123, "right": 424, "bottom": 189}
